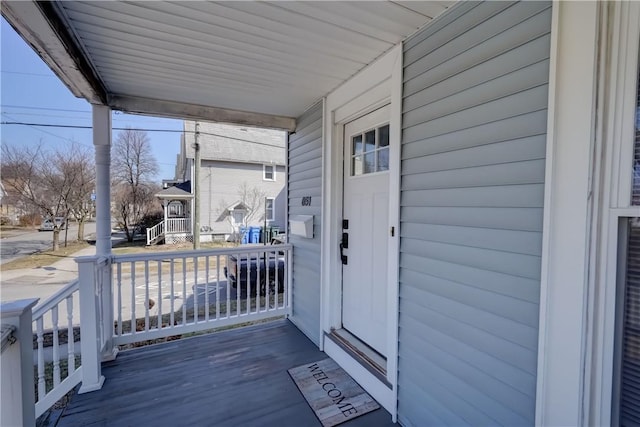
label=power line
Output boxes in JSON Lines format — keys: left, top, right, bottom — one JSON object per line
{"left": 0, "top": 104, "right": 92, "bottom": 114}
{"left": 0, "top": 113, "right": 93, "bottom": 148}
{"left": 1, "top": 121, "right": 286, "bottom": 149}
{"left": 0, "top": 70, "right": 56, "bottom": 78}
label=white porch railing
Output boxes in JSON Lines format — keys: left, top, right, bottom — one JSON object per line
{"left": 146, "top": 220, "right": 165, "bottom": 246}
{"left": 32, "top": 280, "right": 82, "bottom": 418}
{"left": 0, "top": 244, "right": 292, "bottom": 422}
{"left": 111, "top": 244, "right": 292, "bottom": 345}
{"left": 166, "top": 217, "right": 191, "bottom": 234}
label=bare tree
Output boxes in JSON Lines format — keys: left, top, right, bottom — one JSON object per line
{"left": 58, "top": 146, "right": 95, "bottom": 241}
{"left": 1, "top": 142, "right": 89, "bottom": 251}
{"left": 111, "top": 128, "right": 159, "bottom": 242}
{"left": 237, "top": 182, "right": 266, "bottom": 225}
{"left": 221, "top": 182, "right": 266, "bottom": 243}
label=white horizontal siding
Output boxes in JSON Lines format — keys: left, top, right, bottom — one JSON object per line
{"left": 397, "top": 2, "right": 551, "bottom": 426}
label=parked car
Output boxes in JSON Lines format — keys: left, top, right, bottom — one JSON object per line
{"left": 38, "top": 217, "right": 66, "bottom": 231}
{"left": 224, "top": 242, "right": 285, "bottom": 297}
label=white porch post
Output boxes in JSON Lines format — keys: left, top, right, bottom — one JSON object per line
{"left": 0, "top": 298, "right": 38, "bottom": 427}
{"left": 93, "top": 105, "right": 116, "bottom": 361}
{"left": 536, "top": 2, "right": 600, "bottom": 426}
{"left": 77, "top": 257, "right": 105, "bottom": 393}
{"left": 93, "top": 104, "right": 112, "bottom": 256}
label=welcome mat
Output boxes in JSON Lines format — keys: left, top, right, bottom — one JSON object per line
{"left": 288, "top": 358, "right": 380, "bottom": 427}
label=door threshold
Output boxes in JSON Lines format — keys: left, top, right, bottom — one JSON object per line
{"left": 326, "top": 329, "right": 391, "bottom": 389}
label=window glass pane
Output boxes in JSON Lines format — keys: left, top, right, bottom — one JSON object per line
{"left": 364, "top": 130, "right": 375, "bottom": 153}
{"left": 377, "top": 148, "right": 389, "bottom": 171}
{"left": 353, "top": 155, "right": 363, "bottom": 176}
{"left": 264, "top": 165, "right": 274, "bottom": 180}
{"left": 632, "top": 72, "right": 640, "bottom": 204}
{"left": 379, "top": 125, "right": 389, "bottom": 148}
{"left": 364, "top": 152, "right": 375, "bottom": 174}
{"left": 352, "top": 135, "right": 363, "bottom": 155}
{"left": 266, "top": 199, "right": 274, "bottom": 221}
{"left": 618, "top": 218, "right": 640, "bottom": 425}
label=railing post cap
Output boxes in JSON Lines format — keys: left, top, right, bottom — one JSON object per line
{"left": 0, "top": 298, "right": 39, "bottom": 318}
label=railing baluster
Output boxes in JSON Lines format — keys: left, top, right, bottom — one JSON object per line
{"left": 216, "top": 255, "right": 221, "bottom": 320}
{"left": 51, "top": 306, "right": 61, "bottom": 387}
{"left": 182, "top": 257, "right": 187, "bottom": 326}
{"left": 117, "top": 262, "right": 123, "bottom": 336}
{"left": 226, "top": 254, "right": 230, "bottom": 319}
{"left": 66, "top": 295, "right": 75, "bottom": 372}
{"left": 36, "top": 318, "right": 45, "bottom": 398}
{"left": 193, "top": 256, "right": 198, "bottom": 324}
{"left": 131, "top": 261, "right": 136, "bottom": 335}
{"left": 157, "top": 260, "right": 162, "bottom": 330}
{"left": 170, "top": 259, "right": 175, "bottom": 327}
{"left": 144, "top": 260, "right": 150, "bottom": 332}
{"left": 205, "top": 256, "right": 210, "bottom": 322}
{"left": 236, "top": 253, "right": 241, "bottom": 317}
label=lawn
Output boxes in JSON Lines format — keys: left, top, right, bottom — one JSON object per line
{"left": 0, "top": 241, "right": 92, "bottom": 271}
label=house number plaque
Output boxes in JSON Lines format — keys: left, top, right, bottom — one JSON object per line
{"left": 302, "top": 196, "right": 312, "bottom": 206}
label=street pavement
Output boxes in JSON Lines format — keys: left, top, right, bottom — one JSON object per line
{"left": 0, "top": 244, "right": 96, "bottom": 307}
{"left": 0, "top": 222, "right": 97, "bottom": 265}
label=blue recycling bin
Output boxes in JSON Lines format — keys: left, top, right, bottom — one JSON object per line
{"left": 249, "top": 226, "right": 261, "bottom": 244}
{"left": 239, "top": 226, "right": 249, "bottom": 244}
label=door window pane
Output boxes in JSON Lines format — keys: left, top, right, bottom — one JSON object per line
{"left": 378, "top": 148, "right": 389, "bottom": 171}
{"left": 364, "top": 152, "right": 375, "bottom": 174}
{"left": 353, "top": 135, "right": 363, "bottom": 155}
{"left": 364, "top": 130, "right": 375, "bottom": 152}
{"left": 379, "top": 125, "right": 389, "bottom": 148}
{"left": 353, "top": 155, "right": 363, "bottom": 176}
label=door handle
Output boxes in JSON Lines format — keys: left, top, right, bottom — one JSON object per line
{"left": 340, "top": 240, "right": 348, "bottom": 265}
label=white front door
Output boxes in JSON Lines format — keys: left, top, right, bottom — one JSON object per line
{"left": 341, "top": 105, "right": 390, "bottom": 356}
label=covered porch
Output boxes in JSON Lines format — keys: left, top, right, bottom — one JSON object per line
{"left": 53, "top": 320, "right": 395, "bottom": 427}
{"left": 2, "top": 1, "right": 639, "bottom": 427}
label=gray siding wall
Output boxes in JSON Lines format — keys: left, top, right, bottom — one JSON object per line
{"left": 288, "top": 101, "right": 323, "bottom": 345}
{"left": 397, "top": 2, "right": 551, "bottom": 426}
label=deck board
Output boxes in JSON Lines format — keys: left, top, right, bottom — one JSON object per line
{"left": 57, "top": 320, "right": 396, "bottom": 426}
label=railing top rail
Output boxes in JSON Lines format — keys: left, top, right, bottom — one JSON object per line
{"left": 112, "top": 243, "right": 292, "bottom": 263}
{"left": 32, "top": 280, "right": 79, "bottom": 320}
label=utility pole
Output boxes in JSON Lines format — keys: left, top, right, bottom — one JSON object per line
{"left": 193, "top": 121, "right": 201, "bottom": 249}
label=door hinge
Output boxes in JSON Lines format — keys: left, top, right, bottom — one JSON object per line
{"left": 391, "top": 226, "right": 395, "bottom": 237}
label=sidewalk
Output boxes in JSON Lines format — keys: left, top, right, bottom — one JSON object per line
{"left": 0, "top": 245, "right": 97, "bottom": 305}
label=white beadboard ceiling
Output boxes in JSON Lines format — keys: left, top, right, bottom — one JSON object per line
{"left": 5, "top": 1, "right": 453, "bottom": 125}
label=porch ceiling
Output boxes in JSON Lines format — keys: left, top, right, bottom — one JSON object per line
{"left": 2, "top": 1, "right": 453, "bottom": 130}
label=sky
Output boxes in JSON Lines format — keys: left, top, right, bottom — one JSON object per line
{"left": 0, "top": 17, "right": 182, "bottom": 180}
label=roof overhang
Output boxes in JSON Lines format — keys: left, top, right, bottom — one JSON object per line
{"left": 2, "top": 1, "right": 453, "bottom": 130}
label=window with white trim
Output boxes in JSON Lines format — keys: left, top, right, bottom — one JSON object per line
{"left": 263, "top": 164, "right": 275, "bottom": 181}
{"left": 599, "top": 7, "right": 640, "bottom": 424}
{"left": 265, "top": 197, "right": 274, "bottom": 222}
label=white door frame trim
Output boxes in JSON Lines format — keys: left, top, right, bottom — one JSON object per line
{"left": 320, "top": 43, "right": 402, "bottom": 420}
{"left": 535, "top": 2, "right": 600, "bottom": 426}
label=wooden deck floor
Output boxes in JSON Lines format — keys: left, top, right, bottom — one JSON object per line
{"left": 56, "top": 320, "right": 397, "bottom": 426}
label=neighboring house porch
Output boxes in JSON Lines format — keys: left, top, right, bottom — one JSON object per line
{"left": 148, "top": 181, "right": 193, "bottom": 245}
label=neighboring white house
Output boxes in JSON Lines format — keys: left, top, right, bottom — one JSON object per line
{"left": 172, "top": 120, "right": 286, "bottom": 242}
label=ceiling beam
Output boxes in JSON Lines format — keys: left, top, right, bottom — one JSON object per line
{"left": 109, "top": 95, "right": 297, "bottom": 132}
{"left": 2, "top": 1, "right": 107, "bottom": 104}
